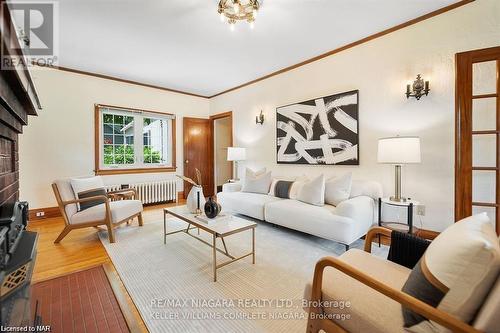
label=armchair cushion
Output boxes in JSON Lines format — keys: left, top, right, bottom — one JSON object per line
{"left": 472, "top": 275, "right": 500, "bottom": 332}
{"left": 70, "top": 176, "right": 105, "bottom": 211}
{"left": 304, "top": 249, "right": 410, "bottom": 333}
{"left": 71, "top": 200, "right": 143, "bottom": 225}
{"left": 77, "top": 188, "right": 107, "bottom": 211}
{"left": 54, "top": 179, "right": 78, "bottom": 218}
{"left": 402, "top": 213, "right": 500, "bottom": 331}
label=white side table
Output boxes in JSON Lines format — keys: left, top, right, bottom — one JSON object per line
{"left": 222, "top": 182, "right": 242, "bottom": 193}
{"left": 378, "top": 197, "right": 420, "bottom": 234}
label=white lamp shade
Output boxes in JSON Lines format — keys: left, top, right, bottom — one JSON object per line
{"left": 227, "top": 147, "right": 246, "bottom": 161}
{"left": 377, "top": 136, "right": 421, "bottom": 164}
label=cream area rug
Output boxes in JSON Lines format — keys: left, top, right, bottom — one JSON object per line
{"left": 99, "top": 215, "right": 388, "bottom": 333}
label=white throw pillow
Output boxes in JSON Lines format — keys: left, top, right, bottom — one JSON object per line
{"left": 402, "top": 213, "right": 500, "bottom": 332}
{"left": 297, "top": 174, "right": 325, "bottom": 206}
{"left": 241, "top": 171, "right": 272, "bottom": 194}
{"left": 325, "top": 172, "right": 353, "bottom": 206}
{"left": 289, "top": 175, "right": 309, "bottom": 200}
{"left": 244, "top": 167, "right": 266, "bottom": 179}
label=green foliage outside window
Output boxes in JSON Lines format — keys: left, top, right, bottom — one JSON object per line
{"left": 102, "top": 113, "right": 166, "bottom": 166}
{"left": 144, "top": 146, "right": 162, "bottom": 163}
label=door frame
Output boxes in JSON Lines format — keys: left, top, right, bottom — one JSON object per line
{"left": 209, "top": 111, "right": 233, "bottom": 195}
{"left": 455, "top": 46, "right": 500, "bottom": 233}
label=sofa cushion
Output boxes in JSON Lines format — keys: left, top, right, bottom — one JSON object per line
{"left": 217, "top": 191, "right": 282, "bottom": 220}
{"left": 304, "top": 249, "right": 410, "bottom": 333}
{"left": 288, "top": 175, "right": 308, "bottom": 200}
{"left": 269, "top": 177, "right": 293, "bottom": 196}
{"left": 241, "top": 167, "right": 266, "bottom": 184}
{"left": 402, "top": 213, "right": 500, "bottom": 331}
{"left": 297, "top": 174, "right": 325, "bottom": 206}
{"left": 264, "top": 199, "right": 361, "bottom": 245}
{"left": 350, "top": 180, "right": 383, "bottom": 200}
{"left": 71, "top": 200, "right": 143, "bottom": 225}
{"left": 325, "top": 172, "right": 352, "bottom": 206}
{"left": 241, "top": 171, "right": 272, "bottom": 194}
{"left": 244, "top": 167, "right": 266, "bottom": 178}
{"left": 271, "top": 180, "right": 295, "bottom": 199}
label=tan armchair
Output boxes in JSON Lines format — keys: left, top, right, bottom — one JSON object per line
{"left": 52, "top": 179, "right": 144, "bottom": 243}
{"left": 305, "top": 226, "right": 497, "bottom": 333}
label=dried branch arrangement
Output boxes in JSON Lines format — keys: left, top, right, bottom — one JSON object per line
{"left": 195, "top": 168, "right": 202, "bottom": 186}
{"left": 176, "top": 168, "right": 202, "bottom": 187}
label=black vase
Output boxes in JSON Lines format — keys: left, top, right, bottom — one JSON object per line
{"left": 204, "top": 197, "right": 221, "bottom": 219}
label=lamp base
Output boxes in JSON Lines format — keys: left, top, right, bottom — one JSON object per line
{"left": 389, "top": 196, "right": 408, "bottom": 203}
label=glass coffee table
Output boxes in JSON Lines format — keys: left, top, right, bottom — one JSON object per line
{"left": 163, "top": 205, "right": 257, "bottom": 282}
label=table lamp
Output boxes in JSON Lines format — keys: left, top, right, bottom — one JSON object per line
{"left": 377, "top": 136, "right": 421, "bottom": 202}
{"left": 227, "top": 147, "right": 246, "bottom": 181}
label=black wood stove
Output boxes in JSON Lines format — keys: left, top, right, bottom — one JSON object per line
{"left": 0, "top": 201, "right": 38, "bottom": 326}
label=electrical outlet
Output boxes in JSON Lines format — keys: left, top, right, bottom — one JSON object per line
{"left": 36, "top": 211, "right": 45, "bottom": 217}
{"left": 416, "top": 205, "right": 425, "bottom": 216}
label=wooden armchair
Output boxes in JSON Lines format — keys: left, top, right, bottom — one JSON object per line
{"left": 305, "top": 227, "right": 488, "bottom": 333}
{"left": 52, "top": 179, "right": 144, "bottom": 243}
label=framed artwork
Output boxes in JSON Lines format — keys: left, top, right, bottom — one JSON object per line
{"left": 276, "top": 90, "right": 359, "bottom": 165}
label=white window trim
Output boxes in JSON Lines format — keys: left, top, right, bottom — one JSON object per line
{"left": 97, "top": 105, "right": 175, "bottom": 171}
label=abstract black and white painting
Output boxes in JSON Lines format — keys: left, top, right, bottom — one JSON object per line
{"left": 276, "top": 90, "right": 359, "bottom": 165}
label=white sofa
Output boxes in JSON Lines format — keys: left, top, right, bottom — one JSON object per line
{"left": 217, "top": 180, "right": 383, "bottom": 250}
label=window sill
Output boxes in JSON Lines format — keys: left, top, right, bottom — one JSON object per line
{"left": 95, "top": 166, "right": 177, "bottom": 175}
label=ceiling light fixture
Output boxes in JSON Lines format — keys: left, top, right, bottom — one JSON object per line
{"left": 218, "top": 0, "right": 261, "bottom": 29}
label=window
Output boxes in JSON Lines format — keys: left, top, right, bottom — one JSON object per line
{"left": 95, "top": 104, "right": 176, "bottom": 174}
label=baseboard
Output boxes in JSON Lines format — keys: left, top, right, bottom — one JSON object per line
{"left": 29, "top": 206, "right": 61, "bottom": 221}
{"left": 29, "top": 197, "right": 184, "bottom": 221}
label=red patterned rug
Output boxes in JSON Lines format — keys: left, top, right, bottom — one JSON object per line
{"left": 31, "top": 266, "right": 129, "bottom": 333}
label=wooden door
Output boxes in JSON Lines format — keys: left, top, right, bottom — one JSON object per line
{"left": 183, "top": 118, "right": 213, "bottom": 198}
{"left": 456, "top": 46, "right": 500, "bottom": 234}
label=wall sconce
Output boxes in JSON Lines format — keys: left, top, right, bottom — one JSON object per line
{"left": 255, "top": 110, "right": 264, "bottom": 125}
{"left": 406, "top": 74, "right": 430, "bottom": 100}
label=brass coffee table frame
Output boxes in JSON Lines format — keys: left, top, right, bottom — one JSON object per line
{"left": 163, "top": 208, "right": 256, "bottom": 282}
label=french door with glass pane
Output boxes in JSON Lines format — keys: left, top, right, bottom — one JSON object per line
{"left": 455, "top": 46, "right": 500, "bottom": 234}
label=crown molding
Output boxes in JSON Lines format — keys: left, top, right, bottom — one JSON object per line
{"left": 37, "top": 0, "right": 474, "bottom": 100}
{"left": 209, "top": 0, "right": 475, "bottom": 98}
{"left": 35, "top": 64, "right": 210, "bottom": 99}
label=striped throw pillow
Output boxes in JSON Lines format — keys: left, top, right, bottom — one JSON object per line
{"left": 76, "top": 188, "right": 107, "bottom": 211}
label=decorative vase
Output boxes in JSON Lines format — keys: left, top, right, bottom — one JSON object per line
{"left": 186, "top": 186, "right": 205, "bottom": 214}
{"left": 204, "top": 197, "right": 221, "bottom": 219}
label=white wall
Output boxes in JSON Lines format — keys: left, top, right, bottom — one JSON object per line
{"left": 209, "top": 0, "right": 500, "bottom": 231}
{"left": 20, "top": 68, "right": 210, "bottom": 208}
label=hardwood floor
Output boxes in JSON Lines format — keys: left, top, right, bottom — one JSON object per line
{"left": 28, "top": 202, "right": 183, "bottom": 332}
